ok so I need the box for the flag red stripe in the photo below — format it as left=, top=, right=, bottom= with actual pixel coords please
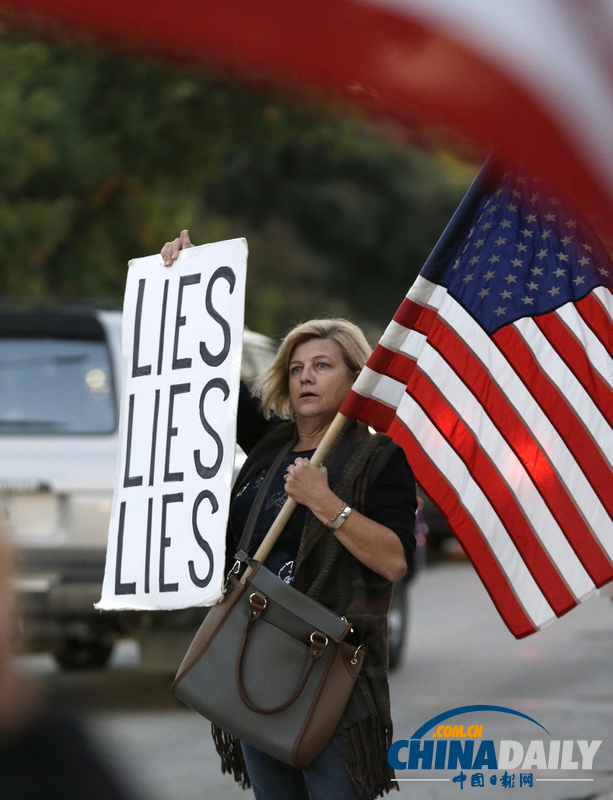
left=574, top=292, right=613, bottom=362
left=408, top=369, right=577, bottom=613
left=339, top=392, right=396, bottom=432
left=534, top=314, right=613, bottom=427
left=387, top=416, right=538, bottom=638
left=423, top=318, right=613, bottom=584
left=393, top=297, right=427, bottom=328
left=367, top=343, right=417, bottom=385
left=394, top=298, right=439, bottom=334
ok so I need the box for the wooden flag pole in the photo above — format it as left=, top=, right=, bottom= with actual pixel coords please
left=240, top=411, right=347, bottom=583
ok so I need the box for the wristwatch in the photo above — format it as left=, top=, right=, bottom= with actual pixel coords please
left=329, top=504, right=352, bottom=530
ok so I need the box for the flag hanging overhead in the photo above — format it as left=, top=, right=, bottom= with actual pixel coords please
left=341, top=162, right=613, bottom=638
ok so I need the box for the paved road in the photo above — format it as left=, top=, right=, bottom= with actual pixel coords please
left=21, top=562, right=613, bottom=800
left=390, top=562, right=613, bottom=800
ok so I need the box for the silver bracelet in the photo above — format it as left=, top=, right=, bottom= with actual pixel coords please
left=329, top=504, right=352, bottom=530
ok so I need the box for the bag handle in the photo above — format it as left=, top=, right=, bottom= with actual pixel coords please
left=235, top=592, right=328, bottom=715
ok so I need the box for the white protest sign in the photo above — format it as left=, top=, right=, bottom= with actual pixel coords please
left=97, top=238, right=247, bottom=611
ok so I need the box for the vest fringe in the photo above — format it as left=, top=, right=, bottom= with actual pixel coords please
left=336, top=718, right=399, bottom=797
left=210, top=717, right=397, bottom=796
left=211, top=724, right=251, bottom=789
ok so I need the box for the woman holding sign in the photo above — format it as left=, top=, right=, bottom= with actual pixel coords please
left=162, top=233, right=417, bottom=799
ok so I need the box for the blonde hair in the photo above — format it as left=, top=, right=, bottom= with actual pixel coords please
left=253, top=318, right=372, bottom=420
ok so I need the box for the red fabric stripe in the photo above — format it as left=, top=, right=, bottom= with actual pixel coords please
left=339, top=391, right=396, bottom=433
left=534, top=314, right=613, bottom=428
left=421, top=318, right=613, bottom=585
left=392, top=297, right=426, bottom=329
left=407, top=369, right=576, bottom=613
left=367, top=344, right=417, bottom=385
left=365, top=344, right=396, bottom=377
left=387, top=417, right=538, bottom=638
left=394, top=299, right=439, bottom=335
left=576, top=293, right=613, bottom=361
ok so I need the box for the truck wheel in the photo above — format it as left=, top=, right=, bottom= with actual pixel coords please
left=54, top=639, right=113, bottom=670
left=388, top=584, right=409, bottom=670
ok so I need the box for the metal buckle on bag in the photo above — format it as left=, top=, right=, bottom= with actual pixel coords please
left=309, top=631, right=328, bottom=659
left=351, top=644, right=365, bottom=665
left=249, top=592, right=268, bottom=610
left=222, top=559, right=242, bottom=594
left=341, top=615, right=354, bottom=633
left=248, top=592, right=268, bottom=621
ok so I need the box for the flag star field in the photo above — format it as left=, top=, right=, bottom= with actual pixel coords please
left=429, top=171, right=613, bottom=334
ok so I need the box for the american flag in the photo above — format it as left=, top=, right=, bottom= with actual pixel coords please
left=340, top=163, right=613, bottom=638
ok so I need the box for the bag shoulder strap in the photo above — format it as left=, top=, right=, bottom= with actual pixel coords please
left=236, top=437, right=296, bottom=555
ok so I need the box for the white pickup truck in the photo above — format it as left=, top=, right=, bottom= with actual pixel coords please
left=0, top=303, right=276, bottom=670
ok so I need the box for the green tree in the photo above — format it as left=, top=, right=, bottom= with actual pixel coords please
left=207, top=137, right=474, bottom=328
left=0, top=26, right=476, bottom=338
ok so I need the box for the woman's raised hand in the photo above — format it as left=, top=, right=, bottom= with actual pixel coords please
left=161, top=229, right=193, bottom=267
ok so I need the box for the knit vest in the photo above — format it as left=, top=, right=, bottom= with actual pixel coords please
left=213, top=418, right=403, bottom=797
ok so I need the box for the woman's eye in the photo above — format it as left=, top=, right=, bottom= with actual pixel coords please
left=317, top=362, right=329, bottom=369
left=290, top=366, right=301, bottom=374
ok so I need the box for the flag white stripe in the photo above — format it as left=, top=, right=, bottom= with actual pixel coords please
left=403, top=339, right=594, bottom=600
left=593, top=286, right=613, bottom=325
left=396, top=393, right=556, bottom=628
left=555, top=304, right=613, bottom=391
left=379, top=319, right=423, bottom=353
left=513, top=317, right=613, bottom=469
left=353, top=367, right=407, bottom=409
left=409, top=277, right=448, bottom=309
left=396, top=328, right=430, bottom=361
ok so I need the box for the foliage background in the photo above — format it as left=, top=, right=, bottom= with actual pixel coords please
left=0, top=26, right=477, bottom=340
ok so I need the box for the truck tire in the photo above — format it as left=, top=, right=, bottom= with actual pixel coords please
left=54, top=639, right=113, bottom=671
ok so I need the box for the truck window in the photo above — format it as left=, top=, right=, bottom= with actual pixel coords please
left=0, top=338, right=116, bottom=435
